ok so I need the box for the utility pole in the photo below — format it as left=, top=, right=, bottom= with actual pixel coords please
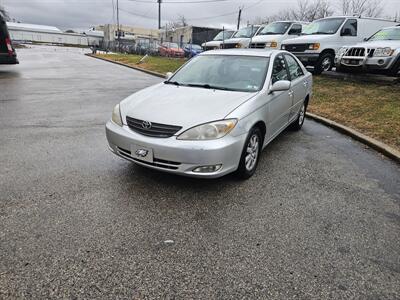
left=158, top=0, right=162, bottom=29
left=116, top=0, right=120, bottom=52
left=237, top=7, right=242, bottom=30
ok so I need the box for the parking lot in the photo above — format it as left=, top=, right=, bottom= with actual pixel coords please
left=1, top=46, right=400, bottom=299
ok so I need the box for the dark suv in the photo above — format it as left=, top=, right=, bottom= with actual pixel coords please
left=0, top=13, right=18, bottom=64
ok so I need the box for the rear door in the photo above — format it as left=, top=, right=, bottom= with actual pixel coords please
left=284, top=53, right=307, bottom=121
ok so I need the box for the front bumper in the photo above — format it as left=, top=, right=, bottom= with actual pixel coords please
left=336, top=55, right=397, bottom=71
left=105, top=121, right=247, bottom=178
left=291, top=53, right=320, bottom=67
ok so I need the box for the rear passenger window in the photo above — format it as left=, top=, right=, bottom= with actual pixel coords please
left=341, top=19, right=357, bottom=36
left=284, top=54, right=304, bottom=80
left=271, top=55, right=289, bottom=84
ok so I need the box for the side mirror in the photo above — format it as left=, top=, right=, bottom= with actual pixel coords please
left=363, top=37, right=368, bottom=41
left=270, top=80, right=291, bottom=93
left=165, top=72, right=173, bottom=80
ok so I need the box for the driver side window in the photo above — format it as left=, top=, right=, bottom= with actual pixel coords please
left=272, top=55, right=289, bottom=84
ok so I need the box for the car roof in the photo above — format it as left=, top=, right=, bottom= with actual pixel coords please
left=200, top=49, right=280, bottom=57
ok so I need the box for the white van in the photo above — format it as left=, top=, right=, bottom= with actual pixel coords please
left=281, top=16, right=399, bottom=74
left=201, top=30, right=236, bottom=51
left=249, top=21, right=308, bottom=50
left=220, top=25, right=263, bottom=49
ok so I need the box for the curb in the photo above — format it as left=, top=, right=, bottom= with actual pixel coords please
left=85, top=53, right=400, bottom=164
left=306, top=112, right=400, bottom=164
left=85, top=54, right=165, bottom=78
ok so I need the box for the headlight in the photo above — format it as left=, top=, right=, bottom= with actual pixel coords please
left=308, top=43, right=320, bottom=50
left=112, top=104, right=123, bottom=126
left=177, top=119, right=238, bottom=140
left=265, top=41, right=278, bottom=48
left=337, top=47, right=348, bottom=56
left=235, top=43, right=243, bottom=48
left=374, top=47, right=394, bottom=57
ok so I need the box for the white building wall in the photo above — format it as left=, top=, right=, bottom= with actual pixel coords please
left=9, top=29, right=103, bottom=46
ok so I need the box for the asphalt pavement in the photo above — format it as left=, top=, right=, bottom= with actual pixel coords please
left=1, top=45, right=399, bottom=299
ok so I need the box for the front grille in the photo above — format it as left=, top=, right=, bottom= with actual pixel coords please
left=126, top=116, right=182, bottom=138
left=346, top=47, right=365, bottom=57
left=220, top=43, right=237, bottom=49
left=344, top=47, right=375, bottom=58
left=249, top=43, right=265, bottom=49
left=284, top=44, right=308, bottom=52
left=117, top=147, right=181, bottom=170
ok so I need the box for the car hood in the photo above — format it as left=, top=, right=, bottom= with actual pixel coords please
left=223, top=37, right=250, bottom=44
left=202, top=40, right=222, bottom=47
left=120, top=83, right=256, bottom=130
left=345, top=40, right=400, bottom=49
left=283, top=34, right=333, bottom=44
left=251, top=34, right=284, bottom=43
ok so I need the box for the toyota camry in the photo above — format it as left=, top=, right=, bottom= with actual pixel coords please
left=106, top=49, right=313, bottom=179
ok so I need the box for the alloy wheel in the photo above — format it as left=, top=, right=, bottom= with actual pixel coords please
left=245, top=134, right=259, bottom=171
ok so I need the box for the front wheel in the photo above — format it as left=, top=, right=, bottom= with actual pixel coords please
left=290, top=102, right=307, bottom=131
left=236, top=127, right=262, bottom=179
left=314, top=53, right=334, bottom=75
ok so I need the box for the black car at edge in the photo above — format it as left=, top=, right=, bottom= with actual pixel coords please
left=0, top=12, right=18, bottom=64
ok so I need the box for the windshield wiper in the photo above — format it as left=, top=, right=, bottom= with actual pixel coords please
left=164, top=80, right=181, bottom=86
left=187, top=83, right=230, bottom=91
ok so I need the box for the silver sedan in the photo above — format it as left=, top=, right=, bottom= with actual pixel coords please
left=106, top=49, right=313, bottom=179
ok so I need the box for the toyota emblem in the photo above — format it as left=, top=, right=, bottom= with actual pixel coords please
left=142, top=121, right=152, bottom=129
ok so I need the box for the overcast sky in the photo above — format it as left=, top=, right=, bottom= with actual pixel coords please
left=1, top=0, right=399, bottom=31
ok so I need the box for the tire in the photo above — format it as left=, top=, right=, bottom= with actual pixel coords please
left=388, top=57, right=400, bottom=77
left=289, top=101, right=307, bottom=131
left=236, top=127, right=262, bottom=179
left=314, top=52, right=334, bottom=75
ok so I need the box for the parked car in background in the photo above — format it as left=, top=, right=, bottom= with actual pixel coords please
left=106, top=49, right=312, bottom=179
left=250, top=21, right=307, bottom=49
left=281, top=16, right=398, bottom=74
left=159, top=42, right=184, bottom=58
left=335, top=25, right=400, bottom=76
left=0, top=13, right=18, bottom=65
left=183, top=44, right=203, bottom=57
left=202, top=30, right=236, bottom=51
left=220, top=25, right=262, bottom=49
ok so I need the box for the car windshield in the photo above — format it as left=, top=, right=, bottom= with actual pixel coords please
left=167, top=55, right=269, bottom=93
left=259, top=22, right=292, bottom=35
left=368, top=28, right=400, bottom=41
left=233, top=26, right=259, bottom=38
left=302, top=18, right=345, bottom=35
left=213, top=30, right=234, bottom=41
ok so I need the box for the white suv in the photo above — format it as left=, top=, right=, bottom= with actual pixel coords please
left=281, top=16, right=398, bottom=74
left=335, top=26, right=400, bottom=76
left=249, top=21, right=308, bottom=50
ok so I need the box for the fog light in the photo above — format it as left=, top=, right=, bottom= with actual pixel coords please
left=378, top=59, right=384, bottom=65
left=193, top=164, right=222, bottom=173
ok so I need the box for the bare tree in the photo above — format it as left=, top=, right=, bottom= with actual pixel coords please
left=270, top=0, right=333, bottom=22
left=341, top=0, right=383, bottom=17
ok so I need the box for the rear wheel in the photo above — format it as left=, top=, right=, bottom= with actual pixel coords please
left=236, top=127, right=262, bottom=179
left=314, top=53, right=334, bottom=75
left=290, top=101, right=307, bottom=131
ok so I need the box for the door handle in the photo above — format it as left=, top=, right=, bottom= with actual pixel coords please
left=288, top=91, right=294, bottom=97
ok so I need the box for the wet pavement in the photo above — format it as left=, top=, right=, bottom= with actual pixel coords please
left=1, top=45, right=399, bottom=299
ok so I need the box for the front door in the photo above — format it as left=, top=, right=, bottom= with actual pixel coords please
left=267, top=54, right=292, bottom=138
left=284, top=54, right=307, bottom=121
